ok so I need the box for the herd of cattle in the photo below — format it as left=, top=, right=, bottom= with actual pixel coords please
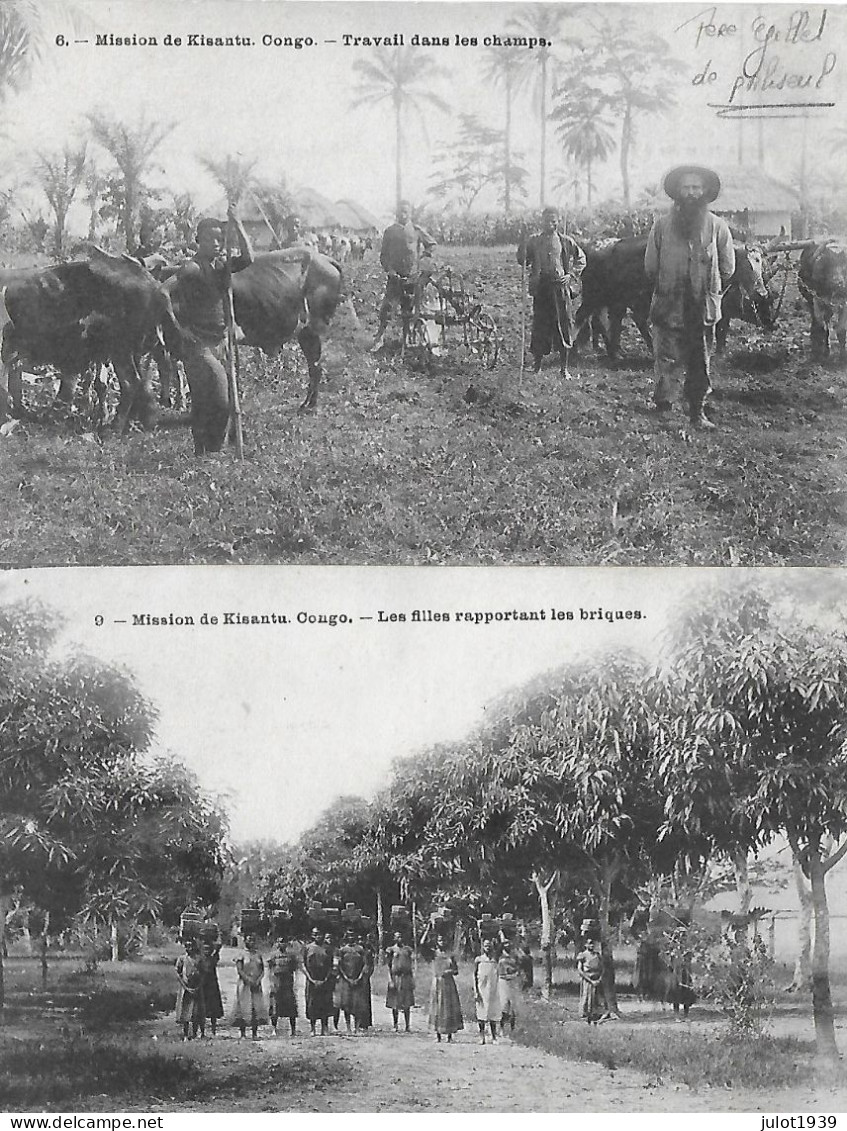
left=0, top=233, right=844, bottom=453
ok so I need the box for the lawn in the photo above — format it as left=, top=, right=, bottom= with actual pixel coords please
left=1, top=246, right=844, bottom=566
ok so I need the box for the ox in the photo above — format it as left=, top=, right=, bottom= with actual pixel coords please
left=715, top=243, right=774, bottom=353
left=798, top=241, right=847, bottom=363
left=165, top=248, right=344, bottom=422
left=574, top=236, right=774, bottom=359
left=574, top=236, right=652, bottom=359
left=0, top=249, right=181, bottom=428
left=232, top=249, right=343, bottom=412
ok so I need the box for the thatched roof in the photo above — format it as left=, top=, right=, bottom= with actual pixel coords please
left=291, top=186, right=342, bottom=228
left=715, top=166, right=799, bottom=213
left=333, top=198, right=381, bottom=231
left=214, top=187, right=382, bottom=230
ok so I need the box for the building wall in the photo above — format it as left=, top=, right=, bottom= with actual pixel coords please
left=719, top=209, right=793, bottom=240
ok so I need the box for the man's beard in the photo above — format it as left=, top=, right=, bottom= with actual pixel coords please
left=676, top=197, right=708, bottom=236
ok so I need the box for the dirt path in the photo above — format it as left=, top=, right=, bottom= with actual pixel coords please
left=133, top=1006, right=847, bottom=1114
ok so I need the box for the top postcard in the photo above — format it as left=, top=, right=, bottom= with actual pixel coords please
left=0, top=0, right=845, bottom=567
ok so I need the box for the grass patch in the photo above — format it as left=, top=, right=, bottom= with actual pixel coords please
left=0, top=1034, right=354, bottom=1109
left=78, top=986, right=176, bottom=1027
left=513, top=992, right=813, bottom=1091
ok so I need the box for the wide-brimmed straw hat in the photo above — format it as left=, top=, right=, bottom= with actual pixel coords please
left=663, top=164, right=721, bottom=203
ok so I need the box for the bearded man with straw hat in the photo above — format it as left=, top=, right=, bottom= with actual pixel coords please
left=644, top=163, right=735, bottom=430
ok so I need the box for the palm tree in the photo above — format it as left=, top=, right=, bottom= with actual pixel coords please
left=507, top=4, right=570, bottom=208
left=82, top=165, right=105, bottom=242
left=551, top=82, right=616, bottom=206
left=87, top=111, right=175, bottom=252
left=551, top=165, right=582, bottom=210
left=196, top=153, right=259, bottom=209
left=0, top=1, right=85, bottom=104
left=580, top=14, right=685, bottom=208
left=351, top=48, right=449, bottom=209
left=479, top=45, right=526, bottom=214
left=32, top=143, right=88, bottom=257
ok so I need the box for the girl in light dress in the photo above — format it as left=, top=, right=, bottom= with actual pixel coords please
left=474, top=937, right=501, bottom=1044
left=232, top=934, right=268, bottom=1039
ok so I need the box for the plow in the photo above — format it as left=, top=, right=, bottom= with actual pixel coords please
left=400, top=267, right=502, bottom=370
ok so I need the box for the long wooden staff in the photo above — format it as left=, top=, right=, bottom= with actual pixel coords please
left=249, top=188, right=283, bottom=249
left=224, top=207, right=245, bottom=460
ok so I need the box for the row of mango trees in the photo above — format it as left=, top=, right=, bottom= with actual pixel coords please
left=257, top=574, right=847, bottom=1061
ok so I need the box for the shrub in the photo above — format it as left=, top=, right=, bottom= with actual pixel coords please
left=698, top=933, right=777, bottom=1037
left=79, top=986, right=175, bottom=1028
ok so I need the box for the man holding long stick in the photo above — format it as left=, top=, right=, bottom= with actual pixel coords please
left=169, top=203, right=253, bottom=455
left=517, top=207, right=585, bottom=381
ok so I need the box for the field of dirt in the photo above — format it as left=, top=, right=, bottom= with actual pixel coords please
left=4, top=992, right=846, bottom=1114
left=1, top=245, right=845, bottom=567
left=4, top=955, right=847, bottom=1114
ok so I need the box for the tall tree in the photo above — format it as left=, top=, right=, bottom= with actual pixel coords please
left=507, top=4, right=569, bottom=208
left=502, top=653, right=687, bottom=1012
left=81, top=165, right=105, bottom=243
left=351, top=47, right=450, bottom=209
left=429, top=114, right=527, bottom=213
left=577, top=14, right=685, bottom=207
left=87, top=111, right=175, bottom=252
left=197, top=153, right=259, bottom=209
left=31, top=143, right=88, bottom=257
left=658, top=579, right=847, bottom=1060
left=0, top=595, right=228, bottom=989
left=479, top=45, right=526, bottom=214
left=551, top=79, right=616, bottom=206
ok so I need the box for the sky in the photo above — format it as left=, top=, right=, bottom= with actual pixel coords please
left=2, top=565, right=710, bottom=844
left=3, top=0, right=845, bottom=225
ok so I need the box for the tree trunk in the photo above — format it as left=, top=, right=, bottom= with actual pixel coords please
left=411, top=899, right=418, bottom=974
left=123, top=180, right=137, bottom=254
left=376, top=889, right=385, bottom=957
left=539, top=58, right=548, bottom=208
left=733, top=847, right=753, bottom=928
left=799, top=116, right=808, bottom=235
left=110, top=921, right=120, bottom=963
left=620, top=105, right=632, bottom=210
left=0, top=892, right=8, bottom=1011
left=39, top=911, right=50, bottom=991
left=504, top=80, right=512, bottom=215
left=394, top=95, right=403, bottom=210
left=533, top=870, right=557, bottom=1001
left=586, top=156, right=592, bottom=207
left=788, top=854, right=813, bottom=992
left=808, top=848, right=839, bottom=1059
left=22, top=915, right=32, bottom=956
left=596, top=862, right=619, bottom=1014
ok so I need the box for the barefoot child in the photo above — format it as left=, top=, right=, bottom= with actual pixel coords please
left=232, top=934, right=267, bottom=1039
left=175, top=939, right=204, bottom=1040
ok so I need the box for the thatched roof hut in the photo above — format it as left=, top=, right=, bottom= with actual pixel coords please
left=714, top=166, right=799, bottom=239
